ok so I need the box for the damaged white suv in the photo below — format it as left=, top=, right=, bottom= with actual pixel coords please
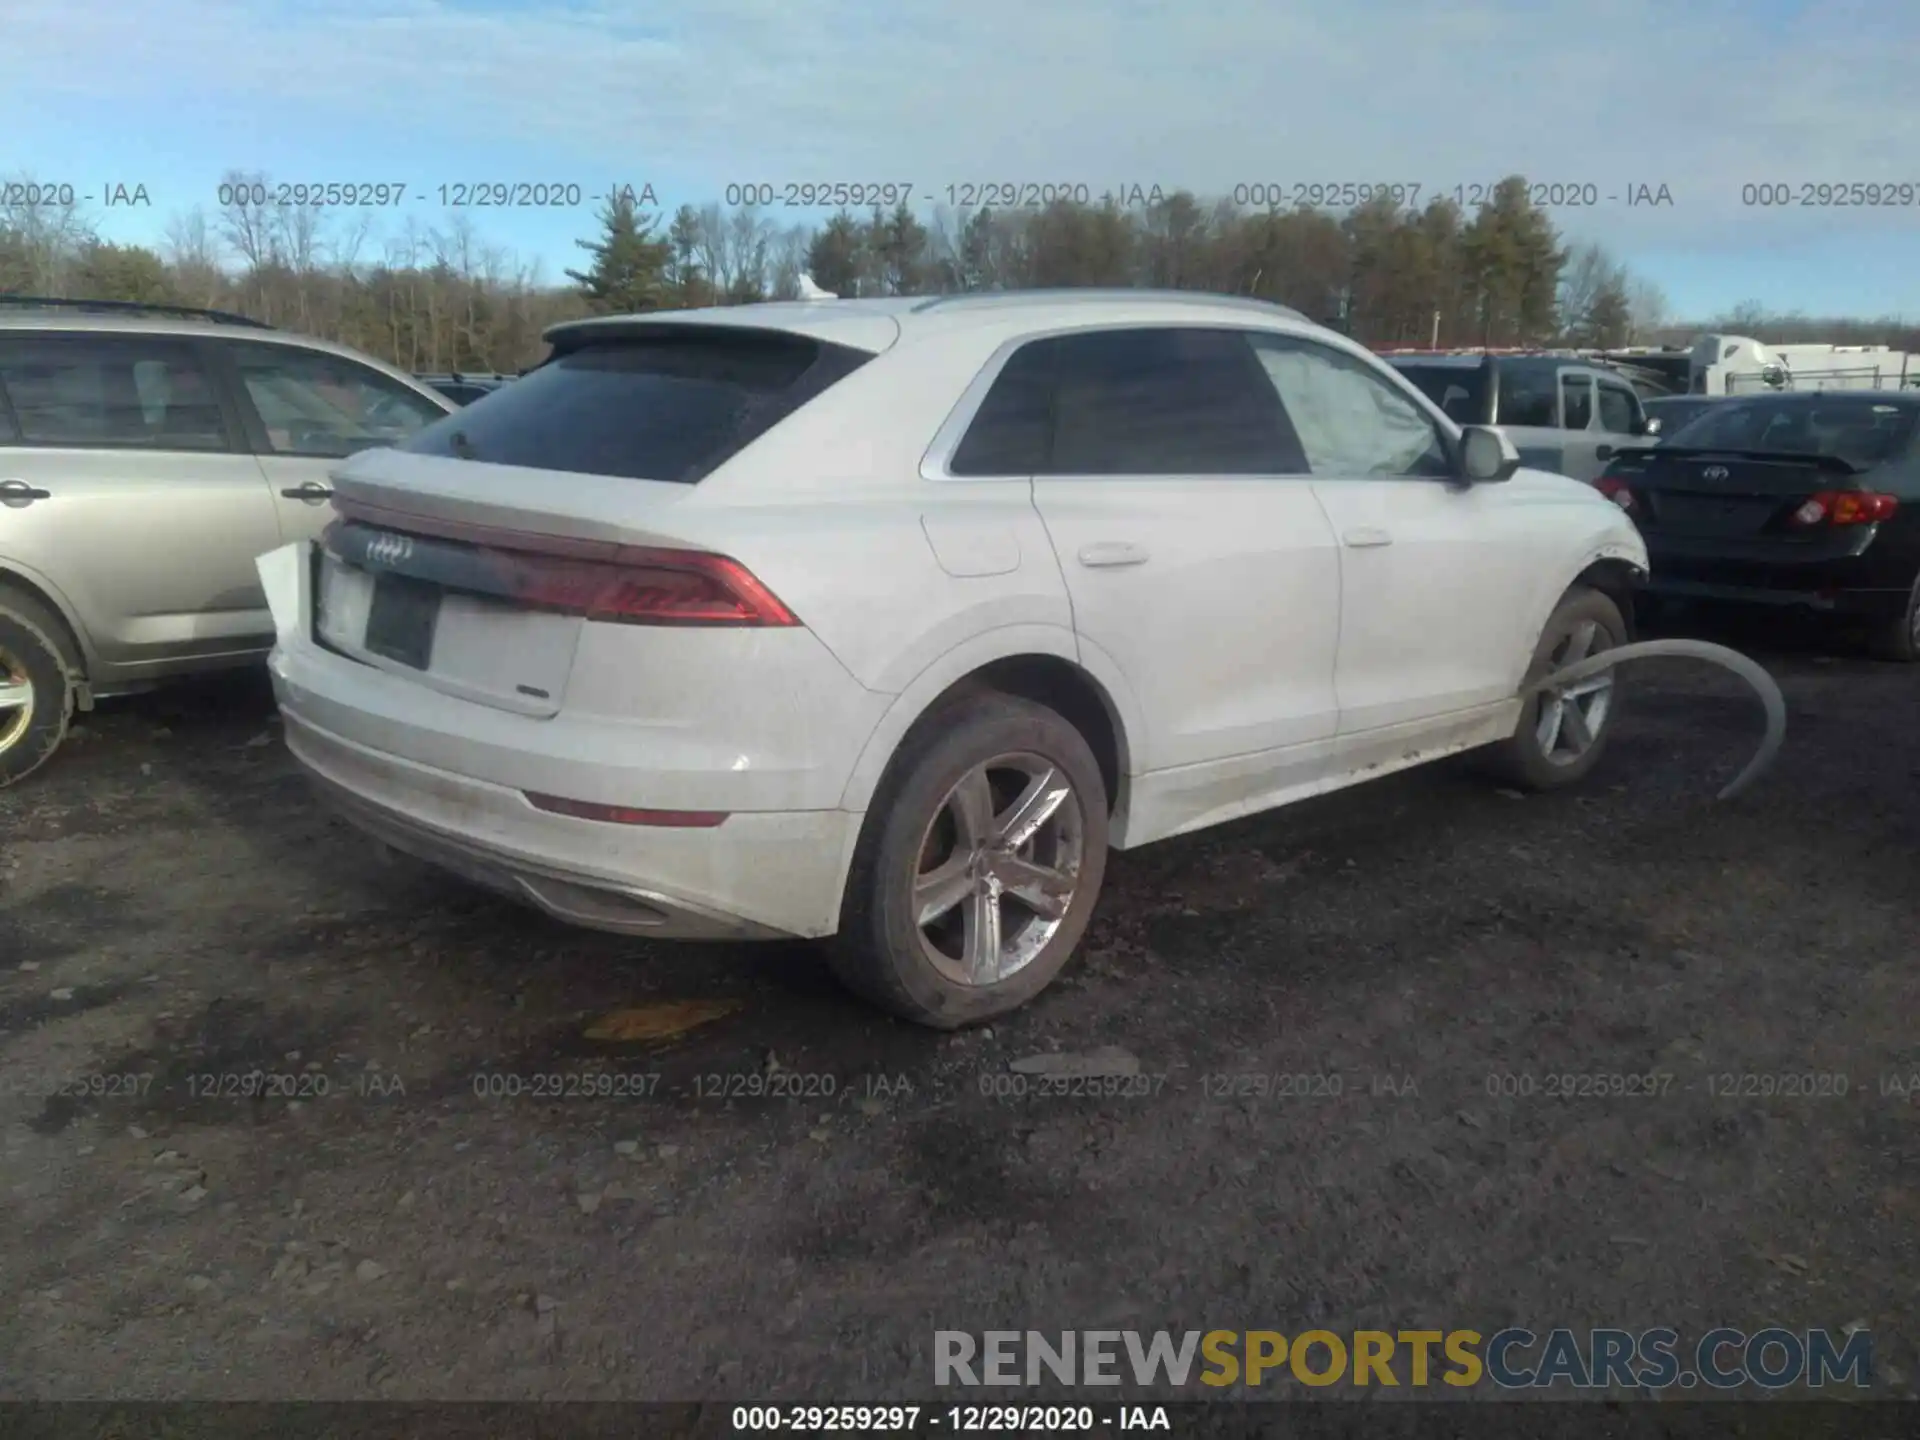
left=258, top=291, right=1647, bottom=1028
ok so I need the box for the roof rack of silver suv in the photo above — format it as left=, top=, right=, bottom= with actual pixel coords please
left=908, top=288, right=1310, bottom=323
left=0, top=295, right=275, bottom=329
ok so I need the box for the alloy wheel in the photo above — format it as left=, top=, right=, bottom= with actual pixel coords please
left=0, top=645, right=34, bottom=755
left=911, top=752, right=1086, bottom=987
left=1534, top=618, right=1615, bottom=765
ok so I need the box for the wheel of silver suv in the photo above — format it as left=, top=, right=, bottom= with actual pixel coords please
left=0, top=588, right=79, bottom=788
left=829, top=691, right=1110, bottom=1029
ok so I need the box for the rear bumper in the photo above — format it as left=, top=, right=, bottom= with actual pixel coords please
left=1644, top=550, right=1909, bottom=619
left=1642, top=574, right=1906, bottom=619
left=283, top=710, right=860, bottom=940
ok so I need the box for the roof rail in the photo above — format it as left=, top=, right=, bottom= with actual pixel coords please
left=908, top=288, right=1311, bottom=323
left=0, top=295, right=274, bottom=329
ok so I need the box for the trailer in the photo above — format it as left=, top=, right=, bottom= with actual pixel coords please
left=1688, top=334, right=1920, bottom=395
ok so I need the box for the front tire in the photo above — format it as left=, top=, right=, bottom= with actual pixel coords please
left=1484, top=587, right=1626, bottom=792
left=0, top=590, right=79, bottom=788
left=829, top=692, right=1110, bottom=1029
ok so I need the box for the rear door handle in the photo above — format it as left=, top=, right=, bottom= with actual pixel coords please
left=1343, top=527, right=1393, bottom=548
left=280, top=482, right=334, bottom=503
left=0, top=479, right=51, bottom=507
left=1077, top=541, right=1149, bottom=568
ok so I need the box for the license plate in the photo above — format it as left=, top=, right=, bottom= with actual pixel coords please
left=316, top=554, right=375, bottom=653
left=363, top=574, right=441, bottom=670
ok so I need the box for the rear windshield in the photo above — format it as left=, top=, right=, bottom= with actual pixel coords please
left=1390, top=362, right=1486, bottom=424
left=1665, top=397, right=1920, bottom=469
left=403, top=328, right=872, bottom=482
left=1646, top=398, right=1711, bottom=433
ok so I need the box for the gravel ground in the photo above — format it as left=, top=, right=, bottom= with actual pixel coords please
left=1, top=613, right=1916, bottom=1402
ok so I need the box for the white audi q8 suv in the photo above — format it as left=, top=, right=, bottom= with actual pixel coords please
left=258, top=289, right=1647, bottom=1027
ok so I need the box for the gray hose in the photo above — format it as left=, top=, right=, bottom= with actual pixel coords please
left=1518, top=638, right=1787, bottom=800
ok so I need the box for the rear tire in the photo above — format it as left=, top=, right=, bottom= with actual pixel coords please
left=0, top=589, right=79, bottom=788
left=1483, top=587, right=1626, bottom=792
left=1866, top=577, right=1920, bottom=662
left=828, top=692, right=1110, bottom=1029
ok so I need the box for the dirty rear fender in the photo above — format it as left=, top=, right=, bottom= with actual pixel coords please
left=834, top=621, right=1148, bottom=821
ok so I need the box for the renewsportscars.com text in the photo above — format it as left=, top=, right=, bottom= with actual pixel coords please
left=933, top=1327, right=1872, bottom=1391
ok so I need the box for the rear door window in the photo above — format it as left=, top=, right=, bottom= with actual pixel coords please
left=952, top=327, right=1302, bottom=476
left=0, top=335, right=233, bottom=450
left=405, top=328, right=872, bottom=482
left=1044, top=327, right=1301, bottom=475
left=228, top=342, right=446, bottom=458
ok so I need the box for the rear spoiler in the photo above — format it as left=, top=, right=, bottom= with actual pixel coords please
left=1609, top=445, right=1864, bottom=475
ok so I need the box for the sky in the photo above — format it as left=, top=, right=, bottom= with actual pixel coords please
left=4, top=0, right=1919, bottom=322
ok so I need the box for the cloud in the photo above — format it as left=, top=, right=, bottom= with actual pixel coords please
left=5, top=0, right=1919, bottom=257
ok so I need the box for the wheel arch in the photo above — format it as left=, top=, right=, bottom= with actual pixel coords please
left=1570, top=554, right=1647, bottom=639
left=0, top=562, right=93, bottom=698
left=836, top=626, right=1140, bottom=841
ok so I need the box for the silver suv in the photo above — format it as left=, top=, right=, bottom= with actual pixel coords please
left=0, top=298, right=457, bottom=784
left=1386, top=354, right=1660, bottom=482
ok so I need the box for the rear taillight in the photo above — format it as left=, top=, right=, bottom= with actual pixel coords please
left=1789, top=491, right=1899, bottom=528
left=1596, top=476, right=1636, bottom=512
left=492, top=547, right=799, bottom=626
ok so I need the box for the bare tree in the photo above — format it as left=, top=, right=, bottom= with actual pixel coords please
left=1557, top=243, right=1618, bottom=337
left=767, top=224, right=810, bottom=300
left=1624, top=276, right=1669, bottom=344
left=0, top=174, right=97, bottom=294
left=217, top=169, right=279, bottom=272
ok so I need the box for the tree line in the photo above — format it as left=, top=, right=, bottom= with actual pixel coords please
left=2, top=168, right=1914, bottom=374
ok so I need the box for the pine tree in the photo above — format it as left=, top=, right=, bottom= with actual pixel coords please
left=664, top=204, right=710, bottom=308
left=806, top=211, right=865, bottom=296
left=566, top=190, right=672, bottom=315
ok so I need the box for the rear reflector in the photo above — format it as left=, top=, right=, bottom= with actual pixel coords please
left=1790, top=490, right=1899, bottom=527
left=524, top=793, right=730, bottom=827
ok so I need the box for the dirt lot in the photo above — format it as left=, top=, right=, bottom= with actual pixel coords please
left=2, top=615, right=1917, bottom=1402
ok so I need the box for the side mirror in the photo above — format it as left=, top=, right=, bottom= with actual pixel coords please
left=1459, top=425, right=1521, bottom=483
left=1639, top=415, right=1663, bottom=437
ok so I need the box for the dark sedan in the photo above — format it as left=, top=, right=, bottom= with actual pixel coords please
left=1596, top=392, right=1920, bottom=658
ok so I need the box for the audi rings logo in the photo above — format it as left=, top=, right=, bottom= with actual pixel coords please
left=1702, top=465, right=1730, bottom=480
left=365, top=533, right=414, bottom=566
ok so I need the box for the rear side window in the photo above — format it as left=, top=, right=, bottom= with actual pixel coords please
left=0, top=335, right=232, bottom=450
left=405, top=329, right=872, bottom=482
left=950, top=342, right=1056, bottom=476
